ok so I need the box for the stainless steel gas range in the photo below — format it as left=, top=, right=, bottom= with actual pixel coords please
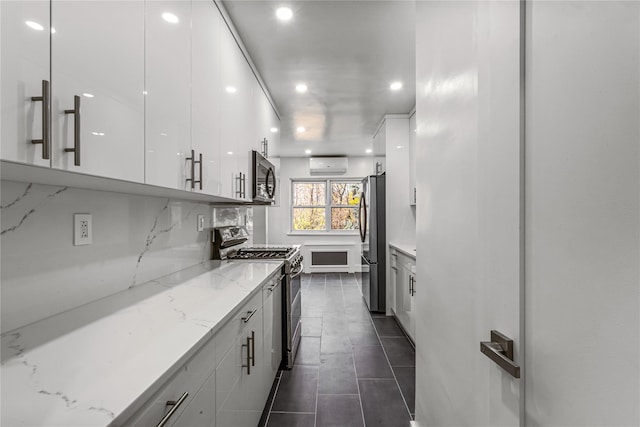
left=212, top=226, right=303, bottom=369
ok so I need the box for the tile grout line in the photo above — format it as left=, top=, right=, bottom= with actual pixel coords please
left=342, top=277, right=368, bottom=427
left=370, top=315, right=414, bottom=420
left=312, top=273, right=327, bottom=427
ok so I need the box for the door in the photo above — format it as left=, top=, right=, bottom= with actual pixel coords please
left=1, top=0, right=51, bottom=167
left=525, top=1, right=639, bottom=424
left=416, top=1, right=639, bottom=426
left=51, top=0, right=144, bottom=181
left=415, top=0, right=523, bottom=425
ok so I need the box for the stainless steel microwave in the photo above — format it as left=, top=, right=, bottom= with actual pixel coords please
left=252, top=150, right=277, bottom=204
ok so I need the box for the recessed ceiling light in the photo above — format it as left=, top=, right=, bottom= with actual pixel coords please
left=225, top=86, right=237, bottom=94
left=270, top=127, right=279, bottom=133
left=51, top=27, right=56, bottom=34
left=390, top=81, right=403, bottom=91
left=162, top=12, right=179, bottom=24
left=276, top=7, right=293, bottom=21
left=305, top=149, right=312, bottom=154
left=25, top=21, right=44, bottom=31
left=82, top=93, right=94, bottom=98
left=366, top=148, right=373, bottom=154
left=91, top=131, right=105, bottom=136
left=295, top=83, right=308, bottom=93
left=227, top=151, right=234, bottom=155
left=297, top=126, right=306, bottom=133
left=396, top=145, right=404, bottom=149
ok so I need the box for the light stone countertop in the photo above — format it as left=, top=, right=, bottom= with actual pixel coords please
left=389, top=242, right=417, bottom=259
left=0, top=260, right=282, bottom=427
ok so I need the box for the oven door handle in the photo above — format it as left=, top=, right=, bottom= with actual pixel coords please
left=290, top=263, right=304, bottom=279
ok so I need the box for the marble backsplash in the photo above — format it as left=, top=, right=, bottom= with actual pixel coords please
left=0, top=180, right=251, bottom=333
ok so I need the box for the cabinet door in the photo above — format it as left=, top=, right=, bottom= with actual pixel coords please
left=216, top=307, right=264, bottom=427
left=218, top=24, right=254, bottom=201
left=172, top=371, right=215, bottom=427
left=191, top=0, right=222, bottom=196
left=408, top=112, right=416, bottom=205
left=51, top=0, right=144, bottom=181
left=262, top=279, right=282, bottom=401
left=389, top=250, right=398, bottom=313
left=1, top=0, right=51, bottom=167
left=145, top=0, right=191, bottom=190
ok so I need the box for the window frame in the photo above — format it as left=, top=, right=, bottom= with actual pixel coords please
left=290, top=178, right=362, bottom=233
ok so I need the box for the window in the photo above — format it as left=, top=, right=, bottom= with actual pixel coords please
left=292, top=179, right=361, bottom=232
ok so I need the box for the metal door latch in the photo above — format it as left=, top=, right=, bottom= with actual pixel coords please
left=480, top=330, right=521, bottom=378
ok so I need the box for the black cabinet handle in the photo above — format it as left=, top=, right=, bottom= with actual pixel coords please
left=30, top=80, right=50, bottom=159
left=64, top=95, right=81, bottom=166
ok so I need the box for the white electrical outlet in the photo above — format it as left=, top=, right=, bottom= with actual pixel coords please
left=197, top=214, right=205, bottom=232
left=74, top=214, right=93, bottom=246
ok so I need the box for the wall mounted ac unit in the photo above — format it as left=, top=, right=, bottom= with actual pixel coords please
left=309, top=157, right=348, bottom=175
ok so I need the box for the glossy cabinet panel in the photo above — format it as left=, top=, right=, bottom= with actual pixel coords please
left=51, top=0, right=144, bottom=181
left=145, top=0, right=191, bottom=190
left=192, top=0, right=222, bottom=196
left=394, top=252, right=415, bottom=340
left=218, top=24, right=255, bottom=201
left=1, top=0, right=51, bottom=167
left=408, top=112, right=416, bottom=205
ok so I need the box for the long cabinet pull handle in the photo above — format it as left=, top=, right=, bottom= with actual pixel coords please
left=64, top=95, right=81, bottom=166
left=242, top=172, right=246, bottom=198
left=250, top=330, right=255, bottom=367
left=196, top=152, right=203, bottom=190
left=156, top=392, right=189, bottom=427
left=30, top=80, right=50, bottom=159
left=235, top=173, right=242, bottom=198
left=480, top=330, right=520, bottom=378
left=241, top=309, right=257, bottom=323
left=242, top=332, right=255, bottom=375
left=186, top=149, right=195, bottom=189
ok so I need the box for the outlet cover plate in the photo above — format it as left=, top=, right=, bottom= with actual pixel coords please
left=74, top=214, right=92, bottom=246
left=197, top=214, right=205, bottom=232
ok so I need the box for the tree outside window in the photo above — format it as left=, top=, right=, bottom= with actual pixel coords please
left=292, top=180, right=361, bottom=231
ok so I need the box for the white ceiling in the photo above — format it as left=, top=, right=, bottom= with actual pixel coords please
left=221, top=0, right=416, bottom=158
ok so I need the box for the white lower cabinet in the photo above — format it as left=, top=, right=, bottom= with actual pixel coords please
left=216, top=293, right=264, bottom=427
left=172, top=371, right=216, bottom=427
left=262, top=277, right=282, bottom=403
left=392, top=251, right=416, bottom=341
left=126, top=273, right=282, bottom=427
left=126, top=337, right=216, bottom=426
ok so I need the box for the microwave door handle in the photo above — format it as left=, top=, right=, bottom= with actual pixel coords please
left=266, top=167, right=276, bottom=199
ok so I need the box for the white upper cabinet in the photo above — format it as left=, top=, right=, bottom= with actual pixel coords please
left=408, top=112, right=416, bottom=205
left=51, top=0, right=144, bottom=182
left=218, top=23, right=255, bottom=201
left=191, top=0, right=222, bottom=196
left=254, top=85, right=278, bottom=158
left=1, top=1, right=52, bottom=167
left=145, top=0, right=192, bottom=190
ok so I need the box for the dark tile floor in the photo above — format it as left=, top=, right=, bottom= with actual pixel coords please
left=259, top=272, right=415, bottom=427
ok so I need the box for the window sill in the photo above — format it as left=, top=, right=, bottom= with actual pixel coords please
left=286, top=231, right=360, bottom=237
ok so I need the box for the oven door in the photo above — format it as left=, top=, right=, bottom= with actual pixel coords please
left=252, top=150, right=276, bottom=203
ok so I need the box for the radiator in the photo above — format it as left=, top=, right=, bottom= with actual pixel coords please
left=310, top=250, right=349, bottom=266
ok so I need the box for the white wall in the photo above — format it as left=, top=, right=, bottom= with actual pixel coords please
left=0, top=180, right=252, bottom=333
left=525, top=1, right=639, bottom=424
left=267, top=156, right=373, bottom=272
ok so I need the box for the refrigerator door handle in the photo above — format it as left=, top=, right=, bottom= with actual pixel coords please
left=358, top=191, right=367, bottom=243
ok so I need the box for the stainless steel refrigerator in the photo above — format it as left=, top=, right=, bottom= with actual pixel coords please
left=358, top=174, right=386, bottom=312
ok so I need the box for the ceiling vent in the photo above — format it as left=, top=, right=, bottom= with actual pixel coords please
left=309, top=157, right=348, bottom=175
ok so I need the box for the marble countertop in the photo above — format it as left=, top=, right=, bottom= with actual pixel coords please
left=0, top=260, right=282, bottom=427
left=389, top=242, right=417, bottom=259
